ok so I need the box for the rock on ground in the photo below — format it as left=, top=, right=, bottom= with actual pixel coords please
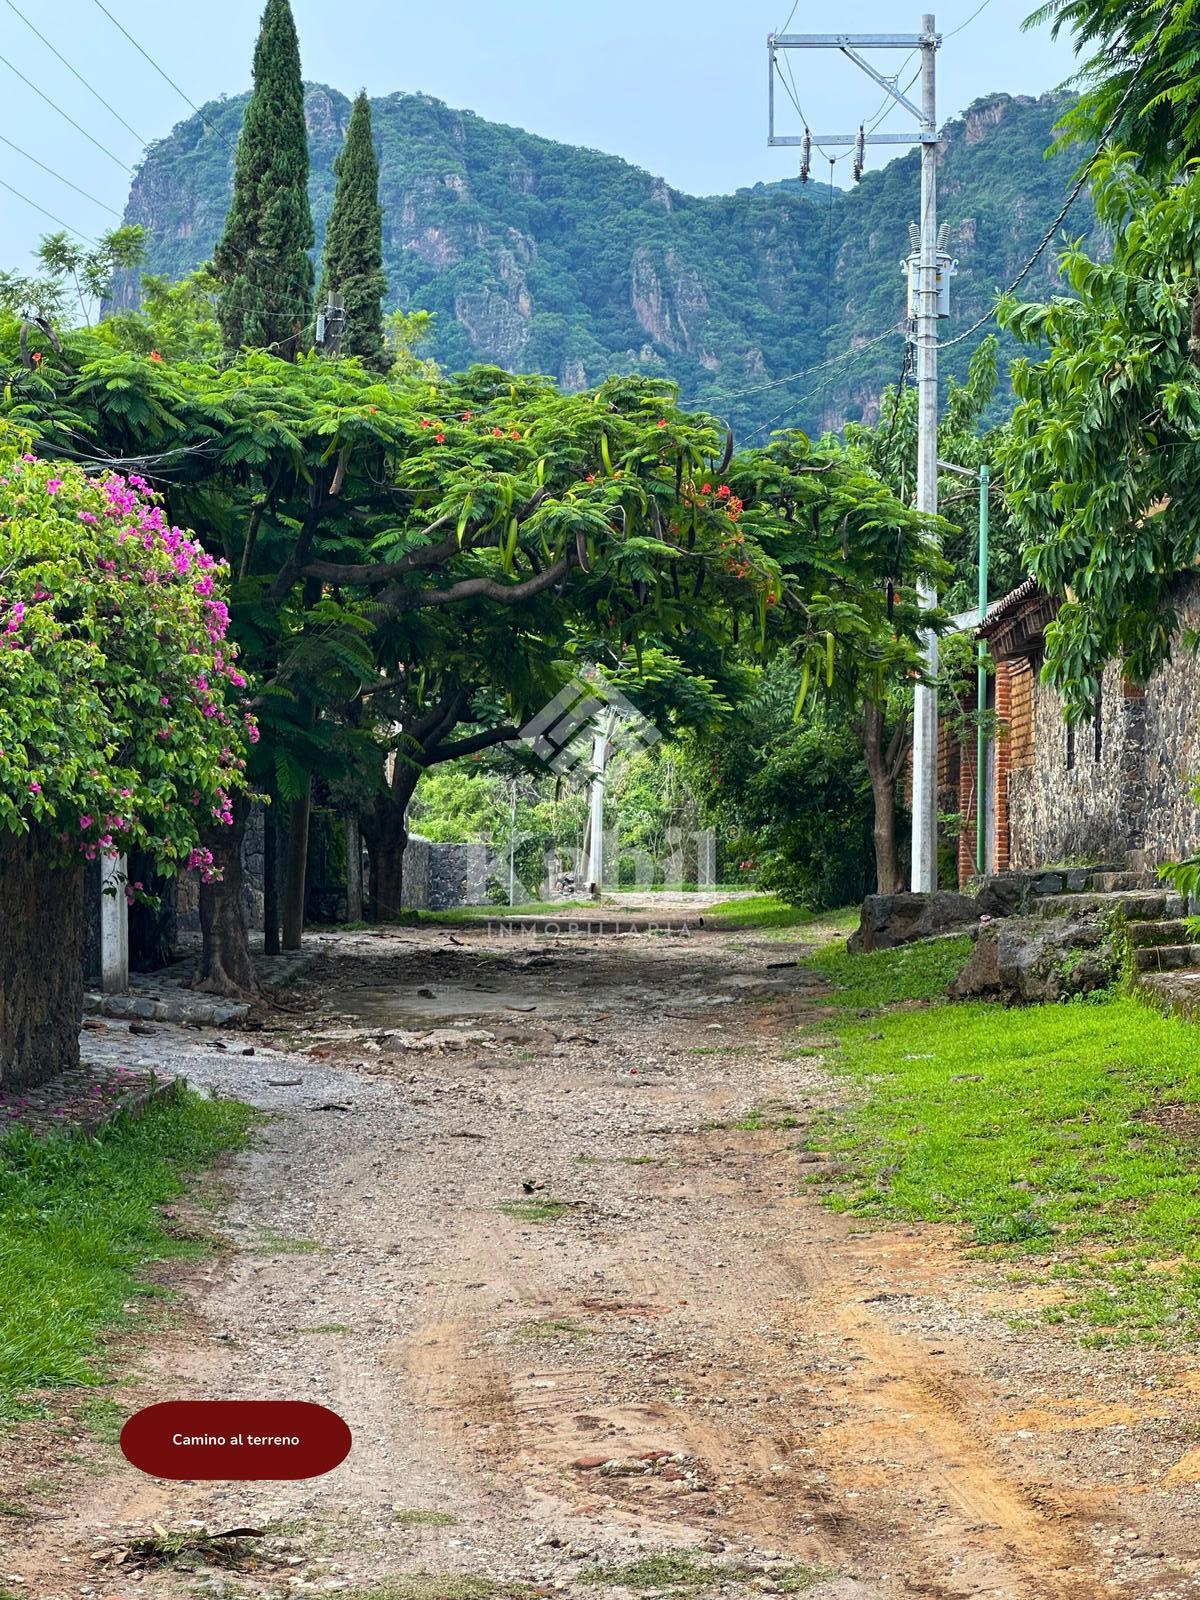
left=848, top=890, right=981, bottom=954
left=949, top=909, right=1121, bottom=1003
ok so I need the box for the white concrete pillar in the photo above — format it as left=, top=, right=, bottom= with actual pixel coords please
left=100, top=854, right=129, bottom=994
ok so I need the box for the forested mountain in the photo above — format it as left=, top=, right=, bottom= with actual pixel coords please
left=115, top=84, right=1095, bottom=440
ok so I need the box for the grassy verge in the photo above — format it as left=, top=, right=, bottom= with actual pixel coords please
left=704, top=896, right=858, bottom=931
left=809, top=934, right=974, bottom=1007
left=806, top=939, right=1200, bottom=1340
left=0, top=1089, right=254, bottom=1392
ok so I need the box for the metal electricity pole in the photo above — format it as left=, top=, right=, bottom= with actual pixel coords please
left=912, top=15, right=940, bottom=893
left=768, top=16, right=943, bottom=891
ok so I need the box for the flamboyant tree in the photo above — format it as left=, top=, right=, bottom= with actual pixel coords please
left=213, top=0, right=314, bottom=357
left=0, top=433, right=250, bottom=1081
left=320, top=91, right=387, bottom=371
left=4, top=325, right=941, bottom=986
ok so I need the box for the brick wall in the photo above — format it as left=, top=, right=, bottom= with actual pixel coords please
left=999, top=574, right=1200, bottom=870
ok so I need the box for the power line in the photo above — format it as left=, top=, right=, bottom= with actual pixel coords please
left=941, top=1, right=1174, bottom=351
left=0, top=46, right=132, bottom=171
left=89, top=0, right=232, bottom=151
left=0, top=130, right=123, bottom=217
left=944, top=0, right=995, bottom=37
left=719, top=326, right=902, bottom=406
left=742, top=329, right=907, bottom=444
left=1, top=0, right=147, bottom=146
left=0, top=176, right=98, bottom=243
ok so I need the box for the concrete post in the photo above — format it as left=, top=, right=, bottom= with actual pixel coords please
left=99, top=853, right=129, bottom=995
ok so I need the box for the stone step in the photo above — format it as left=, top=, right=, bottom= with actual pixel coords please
left=1137, top=970, right=1200, bottom=1020
left=1133, top=944, right=1200, bottom=973
left=1033, top=889, right=1186, bottom=920
left=1126, top=919, right=1192, bottom=948
left=1092, top=870, right=1155, bottom=893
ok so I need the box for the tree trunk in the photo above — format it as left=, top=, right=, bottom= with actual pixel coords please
left=870, top=771, right=902, bottom=895
left=263, top=791, right=280, bottom=958
left=344, top=811, right=363, bottom=922
left=0, top=829, right=83, bottom=1087
left=281, top=782, right=312, bottom=950
left=365, top=759, right=421, bottom=922
left=194, top=796, right=259, bottom=996
left=860, top=698, right=907, bottom=897
left=372, top=831, right=408, bottom=921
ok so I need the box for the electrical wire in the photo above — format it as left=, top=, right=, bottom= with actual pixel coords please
left=941, top=0, right=1174, bottom=351
left=1, top=0, right=147, bottom=146
left=742, top=328, right=907, bottom=444
left=0, top=176, right=98, bottom=243
left=0, top=130, right=123, bottom=217
left=714, top=325, right=902, bottom=406
left=778, top=53, right=853, bottom=166
left=944, top=0, right=995, bottom=37
left=0, top=46, right=132, bottom=171
left=776, top=0, right=801, bottom=36
left=89, top=0, right=232, bottom=151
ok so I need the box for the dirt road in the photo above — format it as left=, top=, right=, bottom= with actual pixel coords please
left=10, top=905, right=1200, bottom=1599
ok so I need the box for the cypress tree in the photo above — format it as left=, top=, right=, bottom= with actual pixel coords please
left=214, top=0, right=314, bottom=358
left=320, top=91, right=387, bottom=371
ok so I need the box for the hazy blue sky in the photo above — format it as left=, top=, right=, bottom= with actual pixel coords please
left=1, top=0, right=1082, bottom=275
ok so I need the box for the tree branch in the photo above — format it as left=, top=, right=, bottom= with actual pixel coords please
left=430, top=723, right=522, bottom=762
left=375, top=553, right=574, bottom=616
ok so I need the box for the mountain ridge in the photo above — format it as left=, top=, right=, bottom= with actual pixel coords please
left=115, top=83, right=1096, bottom=439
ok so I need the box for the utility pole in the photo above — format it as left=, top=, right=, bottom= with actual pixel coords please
left=912, top=15, right=940, bottom=893
left=585, top=709, right=615, bottom=897
left=769, top=16, right=943, bottom=891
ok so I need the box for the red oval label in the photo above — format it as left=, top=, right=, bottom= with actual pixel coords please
left=119, top=1401, right=352, bottom=1480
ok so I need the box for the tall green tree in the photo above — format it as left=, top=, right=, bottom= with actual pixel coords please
left=213, top=0, right=314, bottom=358
left=321, top=91, right=386, bottom=370
left=999, top=152, right=1200, bottom=717
left=1029, top=0, right=1190, bottom=176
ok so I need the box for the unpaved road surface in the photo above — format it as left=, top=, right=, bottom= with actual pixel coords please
left=9, top=905, right=1200, bottom=1599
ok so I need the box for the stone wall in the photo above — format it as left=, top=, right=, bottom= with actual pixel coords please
left=1006, top=574, right=1200, bottom=870
left=1136, top=574, right=1200, bottom=864
left=401, top=836, right=492, bottom=911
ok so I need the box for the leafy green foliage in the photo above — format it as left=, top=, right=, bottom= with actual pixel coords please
left=213, top=0, right=314, bottom=355
left=320, top=91, right=386, bottom=370
left=0, top=432, right=250, bottom=874
left=0, top=227, right=145, bottom=327
left=690, top=667, right=876, bottom=909
left=99, top=269, right=223, bottom=363
left=1028, top=0, right=1193, bottom=176
left=998, top=153, right=1200, bottom=716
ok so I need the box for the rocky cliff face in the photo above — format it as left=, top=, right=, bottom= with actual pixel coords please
left=117, top=86, right=1094, bottom=439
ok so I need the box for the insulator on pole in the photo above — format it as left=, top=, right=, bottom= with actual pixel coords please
left=799, top=128, right=811, bottom=183
left=852, top=125, right=865, bottom=182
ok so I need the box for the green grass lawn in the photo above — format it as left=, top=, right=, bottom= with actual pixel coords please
left=704, top=896, right=859, bottom=930
left=806, top=938, right=1200, bottom=1339
left=0, top=1089, right=254, bottom=1392
left=809, top=934, right=974, bottom=1006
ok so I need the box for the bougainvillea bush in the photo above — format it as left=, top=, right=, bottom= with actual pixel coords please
left=0, top=433, right=251, bottom=880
